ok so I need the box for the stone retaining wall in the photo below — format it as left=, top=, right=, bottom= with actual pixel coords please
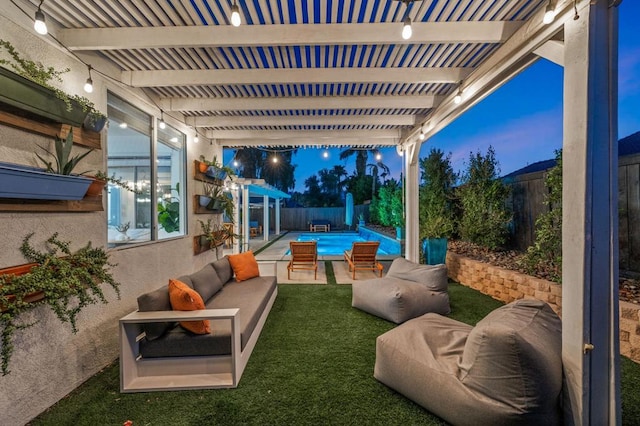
left=446, top=252, right=640, bottom=364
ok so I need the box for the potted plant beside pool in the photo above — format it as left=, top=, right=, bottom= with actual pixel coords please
left=0, top=129, right=93, bottom=200
left=419, top=148, right=457, bottom=265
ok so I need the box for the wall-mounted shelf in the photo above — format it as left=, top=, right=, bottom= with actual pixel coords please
left=193, top=235, right=224, bottom=255
left=0, top=110, right=101, bottom=149
left=0, top=196, right=103, bottom=212
left=193, top=195, right=225, bottom=215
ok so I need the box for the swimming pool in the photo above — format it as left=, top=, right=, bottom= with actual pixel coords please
left=286, top=233, right=392, bottom=256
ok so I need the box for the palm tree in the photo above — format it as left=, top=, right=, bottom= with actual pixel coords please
left=367, top=161, right=391, bottom=199
left=339, top=147, right=381, bottom=176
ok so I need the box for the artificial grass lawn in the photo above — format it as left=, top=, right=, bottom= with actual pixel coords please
left=32, top=282, right=640, bottom=425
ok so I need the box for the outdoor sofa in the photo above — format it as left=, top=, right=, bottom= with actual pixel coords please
left=374, top=299, right=562, bottom=425
left=120, top=254, right=277, bottom=392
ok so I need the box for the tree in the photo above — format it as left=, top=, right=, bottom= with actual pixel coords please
left=419, top=148, right=457, bottom=239
left=339, top=147, right=381, bottom=176
left=302, top=175, right=322, bottom=207
left=367, top=161, right=390, bottom=200
left=456, top=146, right=511, bottom=249
left=372, top=179, right=403, bottom=227
left=233, top=148, right=296, bottom=192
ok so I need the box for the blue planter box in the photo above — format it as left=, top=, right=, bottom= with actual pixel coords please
left=0, top=162, right=92, bottom=200
left=422, top=238, right=448, bottom=265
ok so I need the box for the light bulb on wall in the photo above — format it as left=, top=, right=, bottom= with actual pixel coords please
left=230, top=0, right=241, bottom=27
left=402, top=16, right=412, bottom=40
left=34, top=0, right=47, bottom=35
left=543, top=1, right=556, bottom=24
left=83, top=65, right=93, bottom=93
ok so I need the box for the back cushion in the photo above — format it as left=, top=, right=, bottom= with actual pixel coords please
left=459, top=299, right=562, bottom=409
left=137, top=285, right=174, bottom=341
left=212, top=257, right=233, bottom=284
left=189, top=264, right=223, bottom=302
left=386, top=257, right=448, bottom=292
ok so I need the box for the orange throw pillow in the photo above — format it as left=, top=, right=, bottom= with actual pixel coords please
left=227, top=251, right=260, bottom=282
left=168, top=279, right=211, bottom=334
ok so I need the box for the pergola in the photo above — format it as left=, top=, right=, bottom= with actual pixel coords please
left=5, top=0, right=620, bottom=422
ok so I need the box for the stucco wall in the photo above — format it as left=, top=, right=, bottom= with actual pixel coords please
left=0, top=14, right=224, bottom=425
left=447, top=252, right=640, bottom=364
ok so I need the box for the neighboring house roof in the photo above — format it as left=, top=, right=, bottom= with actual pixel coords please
left=503, top=131, right=640, bottom=179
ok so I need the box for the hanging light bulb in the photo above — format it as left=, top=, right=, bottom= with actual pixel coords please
left=34, top=0, right=47, bottom=35
left=419, top=126, right=425, bottom=140
left=402, top=16, right=412, bottom=40
left=193, top=133, right=199, bottom=144
left=272, top=155, right=278, bottom=163
left=83, top=65, right=93, bottom=93
left=454, top=83, right=463, bottom=104
left=230, top=0, right=241, bottom=27
left=543, top=1, right=556, bottom=24
left=323, top=147, right=329, bottom=158
left=375, top=153, right=382, bottom=161
left=233, top=159, right=239, bottom=167
left=159, top=111, right=166, bottom=130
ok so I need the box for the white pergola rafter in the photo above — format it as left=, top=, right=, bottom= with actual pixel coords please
left=215, top=138, right=399, bottom=147
left=158, top=95, right=439, bottom=112
left=59, top=21, right=520, bottom=50
left=186, top=114, right=416, bottom=127
left=122, top=67, right=470, bottom=87
left=205, top=129, right=400, bottom=140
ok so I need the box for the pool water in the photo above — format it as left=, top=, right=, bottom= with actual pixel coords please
left=286, top=233, right=391, bottom=256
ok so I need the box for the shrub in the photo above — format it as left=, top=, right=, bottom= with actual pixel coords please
left=372, top=180, right=403, bottom=227
left=520, top=150, right=562, bottom=282
left=456, top=146, right=511, bottom=249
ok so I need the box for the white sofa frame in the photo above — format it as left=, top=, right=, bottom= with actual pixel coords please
left=120, top=262, right=277, bottom=392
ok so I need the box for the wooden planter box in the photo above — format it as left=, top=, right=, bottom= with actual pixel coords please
left=0, top=67, right=88, bottom=127
left=0, top=162, right=92, bottom=200
left=0, top=263, right=44, bottom=311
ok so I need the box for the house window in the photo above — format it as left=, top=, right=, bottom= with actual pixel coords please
left=106, top=93, right=186, bottom=246
left=157, top=122, right=186, bottom=239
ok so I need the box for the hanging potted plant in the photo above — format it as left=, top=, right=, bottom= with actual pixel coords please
left=0, top=129, right=93, bottom=200
left=199, top=155, right=236, bottom=181
left=0, top=233, right=120, bottom=375
left=0, top=39, right=106, bottom=129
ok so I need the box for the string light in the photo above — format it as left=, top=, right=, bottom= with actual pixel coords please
left=33, top=0, right=47, bottom=35
left=543, top=1, right=556, bottom=24
left=323, top=147, right=329, bottom=158
left=230, top=0, right=241, bottom=27
left=159, top=110, right=166, bottom=129
left=402, top=16, right=412, bottom=40
left=454, top=82, right=463, bottom=104
left=375, top=153, right=382, bottom=161
left=83, top=65, right=93, bottom=93
left=193, top=133, right=199, bottom=143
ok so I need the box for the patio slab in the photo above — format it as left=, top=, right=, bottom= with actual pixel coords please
left=276, top=260, right=327, bottom=284
left=332, top=260, right=392, bottom=284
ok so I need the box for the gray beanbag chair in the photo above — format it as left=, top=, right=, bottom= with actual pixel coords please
left=374, top=299, right=562, bottom=426
left=351, top=257, right=450, bottom=323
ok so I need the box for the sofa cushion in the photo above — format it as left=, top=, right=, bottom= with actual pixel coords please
left=168, top=279, right=211, bottom=334
left=228, top=251, right=260, bottom=282
left=137, top=285, right=174, bottom=340
left=212, top=257, right=233, bottom=284
left=189, top=263, right=223, bottom=302
left=352, top=276, right=450, bottom=323
left=386, top=257, right=448, bottom=291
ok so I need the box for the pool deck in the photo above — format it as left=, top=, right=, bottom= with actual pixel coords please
left=237, top=231, right=401, bottom=284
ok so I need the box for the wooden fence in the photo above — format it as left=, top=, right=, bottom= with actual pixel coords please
left=505, top=153, right=640, bottom=273
left=249, top=204, right=369, bottom=231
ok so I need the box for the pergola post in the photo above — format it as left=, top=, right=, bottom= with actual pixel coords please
left=404, top=142, right=420, bottom=263
left=232, top=184, right=240, bottom=254
left=275, top=198, right=281, bottom=235
left=263, top=194, right=269, bottom=241
left=242, top=184, right=250, bottom=252
left=561, top=1, right=620, bottom=424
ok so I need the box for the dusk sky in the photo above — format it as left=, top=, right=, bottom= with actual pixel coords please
left=226, top=1, right=639, bottom=193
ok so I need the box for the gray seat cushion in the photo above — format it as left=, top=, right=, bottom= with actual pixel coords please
left=374, top=299, right=562, bottom=426
left=352, top=258, right=450, bottom=323
left=139, top=275, right=277, bottom=358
